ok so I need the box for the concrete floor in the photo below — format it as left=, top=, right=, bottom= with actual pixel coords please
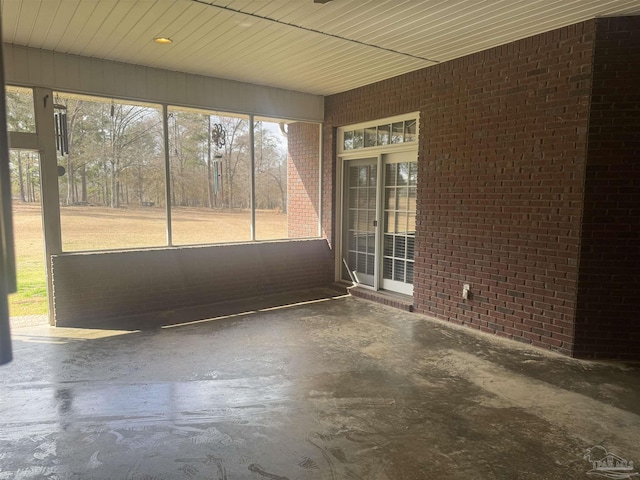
left=1, top=291, right=640, bottom=479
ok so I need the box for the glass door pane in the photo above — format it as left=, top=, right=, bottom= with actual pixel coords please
left=381, top=154, right=417, bottom=295
left=343, top=159, right=377, bottom=287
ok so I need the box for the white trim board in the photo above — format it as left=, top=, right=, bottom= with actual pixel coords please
left=3, top=44, right=324, bottom=123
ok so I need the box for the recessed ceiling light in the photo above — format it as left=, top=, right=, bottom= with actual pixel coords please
left=153, top=37, right=173, bottom=44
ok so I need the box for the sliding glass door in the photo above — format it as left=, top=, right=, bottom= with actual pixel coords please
left=341, top=151, right=416, bottom=295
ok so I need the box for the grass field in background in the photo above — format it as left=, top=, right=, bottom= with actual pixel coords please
left=10, top=203, right=47, bottom=316
left=10, top=202, right=288, bottom=318
left=10, top=258, right=49, bottom=316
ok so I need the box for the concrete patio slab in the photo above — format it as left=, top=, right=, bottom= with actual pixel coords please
left=1, top=294, right=639, bottom=479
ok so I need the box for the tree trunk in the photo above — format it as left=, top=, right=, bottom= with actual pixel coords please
left=207, top=116, right=214, bottom=208
left=80, top=164, right=87, bottom=203
left=80, top=164, right=89, bottom=203
left=25, top=157, right=31, bottom=202
left=103, top=163, right=109, bottom=206
left=207, top=158, right=214, bottom=208
left=17, top=151, right=25, bottom=202
left=66, top=157, right=75, bottom=205
left=111, top=158, right=118, bottom=208
left=137, top=165, right=144, bottom=205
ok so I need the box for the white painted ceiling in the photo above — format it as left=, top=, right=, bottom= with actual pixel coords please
left=2, top=0, right=640, bottom=96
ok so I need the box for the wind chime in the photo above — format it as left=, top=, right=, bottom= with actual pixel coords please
left=54, top=101, right=69, bottom=177
left=54, top=103, right=68, bottom=156
left=211, top=122, right=226, bottom=198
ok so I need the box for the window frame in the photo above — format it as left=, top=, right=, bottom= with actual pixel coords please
left=5, top=84, right=323, bottom=253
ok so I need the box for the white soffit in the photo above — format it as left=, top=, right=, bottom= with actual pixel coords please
left=2, top=0, right=640, bottom=96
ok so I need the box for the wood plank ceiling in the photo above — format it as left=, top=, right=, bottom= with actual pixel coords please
left=2, top=0, right=640, bottom=96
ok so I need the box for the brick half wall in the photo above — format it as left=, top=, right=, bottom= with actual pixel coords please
left=51, top=239, right=332, bottom=327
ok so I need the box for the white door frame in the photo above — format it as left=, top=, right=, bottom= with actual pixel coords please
left=336, top=145, right=417, bottom=294
left=336, top=113, right=419, bottom=295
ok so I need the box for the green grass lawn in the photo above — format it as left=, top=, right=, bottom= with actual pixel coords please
left=9, top=258, right=48, bottom=316
left=9, top=203, right=48, bottom=318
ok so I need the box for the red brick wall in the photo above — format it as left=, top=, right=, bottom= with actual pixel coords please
left=325, top=21, right=596, bottom=356
left=51, top=240, right=332, bottom=327
left=574, top=17, right=640, bottom=359
left=287, top=122, right=320, bottom=238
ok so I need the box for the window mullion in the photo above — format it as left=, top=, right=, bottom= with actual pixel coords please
left=162, top=105, right=172, bottom=246
left=250, top=114, right=256, bottom=241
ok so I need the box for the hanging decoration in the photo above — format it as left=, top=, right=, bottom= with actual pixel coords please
left=53, top=103, right=69, bottom=156
left=211, top=123, right=226, bottom=149
left=212, top=154, right=223, bottom=195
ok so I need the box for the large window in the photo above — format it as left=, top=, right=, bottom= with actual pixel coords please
left=167, top=107, right=252, bottom=245
left=5, top=90, right=322, bottom=252
left=254, top=118, right=289, bottom=241
left=55, top=93, right=166, bottom=251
